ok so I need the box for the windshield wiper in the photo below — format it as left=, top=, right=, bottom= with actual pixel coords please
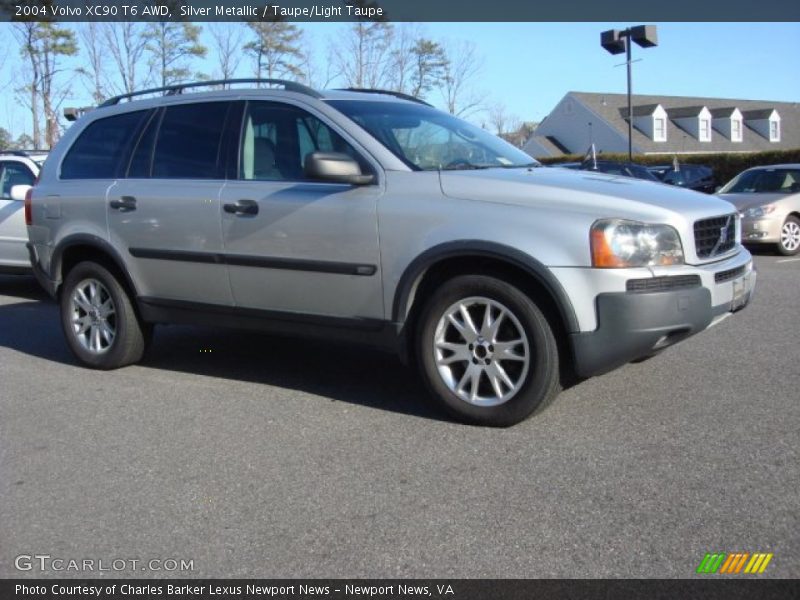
left=440, top=163, right=493, bottom=171
left=500, top=162, right=540, bottom=169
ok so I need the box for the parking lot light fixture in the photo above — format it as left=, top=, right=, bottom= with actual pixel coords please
left=600, top=25, right=658, bottom=161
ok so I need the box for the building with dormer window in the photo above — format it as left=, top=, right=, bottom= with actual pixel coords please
left=523, top=92, right=798, bottom=158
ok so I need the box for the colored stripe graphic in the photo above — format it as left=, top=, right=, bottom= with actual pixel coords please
left=719, top=553, right=750, bottom=574
left=744, top=553, right=774, bottom=574
left=698, top=552, right=773, bottom=575
left=697, top=553, right=726, bottom=574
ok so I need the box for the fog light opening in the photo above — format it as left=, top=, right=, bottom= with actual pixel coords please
left=652, top=328, right=691, bottom=351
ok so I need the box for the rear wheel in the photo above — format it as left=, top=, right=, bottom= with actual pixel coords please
left=778, top=215, right=800, bottom=256
left=60, top=261, right=147, bottom=369
left=417, top=275, right=561, bottom=427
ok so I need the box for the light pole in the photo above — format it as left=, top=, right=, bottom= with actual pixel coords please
left=601, top=25, right=658, bottom=161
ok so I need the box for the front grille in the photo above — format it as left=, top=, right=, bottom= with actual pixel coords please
left=694, top=214, right=736, bottom=259
left=715, top=265, right=746, bottom=284
left=626, top=275, right=701, bottom=293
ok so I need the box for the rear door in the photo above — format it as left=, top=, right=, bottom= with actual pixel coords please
left=108, top=101, right=240, bottom=306
left=219, top=100, right=384, bottom=320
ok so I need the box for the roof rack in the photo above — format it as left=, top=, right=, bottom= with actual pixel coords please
left=337, top=88, right=433, bottom=107
left=99, top=78, right=322, bottom=108
left=63, top=106, right=94, bottom=122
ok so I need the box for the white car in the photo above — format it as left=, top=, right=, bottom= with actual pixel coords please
left=0, top=152, right=43, bottom=274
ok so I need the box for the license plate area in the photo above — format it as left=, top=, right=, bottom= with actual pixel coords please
left=731, top=274, right=749, bottom=311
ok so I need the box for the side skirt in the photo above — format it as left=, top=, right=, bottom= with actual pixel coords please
left=137, top=296, right=403, bottom=354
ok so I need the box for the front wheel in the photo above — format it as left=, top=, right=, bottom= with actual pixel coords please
left=778, top=215, right=800, bottom=256
left=417, top=275, right=561, bottom=427
left=60, top=261, right=148, bottom=369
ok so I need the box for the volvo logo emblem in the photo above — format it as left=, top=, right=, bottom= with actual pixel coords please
left=710, top=216, right=732, bottom=256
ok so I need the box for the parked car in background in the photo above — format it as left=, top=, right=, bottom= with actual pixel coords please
left=716, top=164, right=800, bottom=255
left=0, top=151, right=44, bottom=274
left=649, top=164, right=716, bottom=193
left=555, top=159, right=661, bottom=182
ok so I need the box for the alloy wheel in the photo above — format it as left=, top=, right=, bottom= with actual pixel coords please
left=69, top=278, right=117, bottom=354
left=433, top=296, right=530, bottom=407
left=781, top=219, right=800, bottom=252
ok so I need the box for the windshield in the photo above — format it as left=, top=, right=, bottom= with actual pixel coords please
left=720, top=168, right=800, bottom=194
left=326, top=99, right=539, bottom=171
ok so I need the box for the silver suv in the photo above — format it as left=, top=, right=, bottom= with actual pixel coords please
left=26, top=80, right=756, bottom=426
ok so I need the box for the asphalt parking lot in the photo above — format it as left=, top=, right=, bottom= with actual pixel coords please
left=0, top=253, right=797, bottom=579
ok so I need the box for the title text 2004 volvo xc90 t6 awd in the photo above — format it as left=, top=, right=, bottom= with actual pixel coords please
left=24, top=80, right=756, bottom=426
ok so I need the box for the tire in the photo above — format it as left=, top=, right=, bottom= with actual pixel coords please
left=60, top=261, right=147, bottom=369
left=777, top=215, right=800, bottom=256
left=416, top=275, right=561, bottom=427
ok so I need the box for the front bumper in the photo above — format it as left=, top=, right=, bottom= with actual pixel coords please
left=741, top=215, right=781, bottom=244
left=570, top=260, right=756, bottom=378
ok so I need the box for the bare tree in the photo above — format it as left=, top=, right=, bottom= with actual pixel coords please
left=500, top=121, right=536, bottom=149
left=77, top=23, right=109, bottom=104
left=385, top=24, right=419, bottom=94
left=0, top=127, right=11, bottom=150
left=409, top=38, right=447, bottom=100
left=335, top=21, right=394, bottom=89
left=245, top=21, right=305, bottom=81
left=105, top=22, right=150, bottom=94
left=209, top=23, right=245, bottom=84
left=438, top=40, right=486, bottom=117
left=145, top=22, right=206, bottom=88
left=488, top=102, right=510, bottom=135
left=299, top=35, right=338, bottom=90
left=13, top=23, right=43, bottom=148
left=13, top=22, right=77, bottom=148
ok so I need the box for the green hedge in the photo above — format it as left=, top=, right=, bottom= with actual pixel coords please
left=539, top=148, right=800, bottom=187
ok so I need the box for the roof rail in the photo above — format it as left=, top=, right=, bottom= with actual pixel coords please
left=337, top=88, right=433, bottom=107
left=64, top=106, right=94, bottom=122
left=99, top=78, right=322, bottom=108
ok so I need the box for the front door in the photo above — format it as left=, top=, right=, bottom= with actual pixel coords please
left=220, top=100, right=383, bottom=320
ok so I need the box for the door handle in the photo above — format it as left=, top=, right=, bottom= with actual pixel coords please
left=110, top=196, right=137, bottom=211
left=223, top=199, right=259, bottom=216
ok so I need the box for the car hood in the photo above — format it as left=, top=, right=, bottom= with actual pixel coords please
left=716, top=192, right=794, bottom=211
left=439, top=167, right=736, bottom=222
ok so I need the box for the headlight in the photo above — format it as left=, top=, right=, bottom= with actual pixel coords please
left=591, top=219, right=684, bottom=268
left=742, top=204, right=776, bottom=218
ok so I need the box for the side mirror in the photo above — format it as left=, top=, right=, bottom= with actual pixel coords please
left=304, top=152, right=374, bottom=185
left=10, top=184, right=32, bottom=202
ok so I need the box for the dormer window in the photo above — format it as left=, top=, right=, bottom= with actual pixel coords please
left=770, top=120, right=780, bottom=142
left=743, top=108, right=780, bottom=142
left=699, top=118, right=711, bottom=142
left=654, top=117, right=666, bottom=141
left=732, top=118, right=742, bottom=141
left=666, top=106, right=711, bottom=142
left=711, top=107, right=743, bottom=142
left=631, top=104, right=667, bottom=142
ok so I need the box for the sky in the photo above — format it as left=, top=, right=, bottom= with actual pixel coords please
left=1, top=21, right=799, bottom=140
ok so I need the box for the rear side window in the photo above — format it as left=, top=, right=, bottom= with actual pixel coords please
left=152, top=102, right=229, bottom=179
left=0, top=161, right=35, bottom=198
left=61, top=111, right=148, bottom=179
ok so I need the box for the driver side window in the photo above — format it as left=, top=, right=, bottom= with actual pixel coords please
left=240, top=102, right=366, bottom=181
